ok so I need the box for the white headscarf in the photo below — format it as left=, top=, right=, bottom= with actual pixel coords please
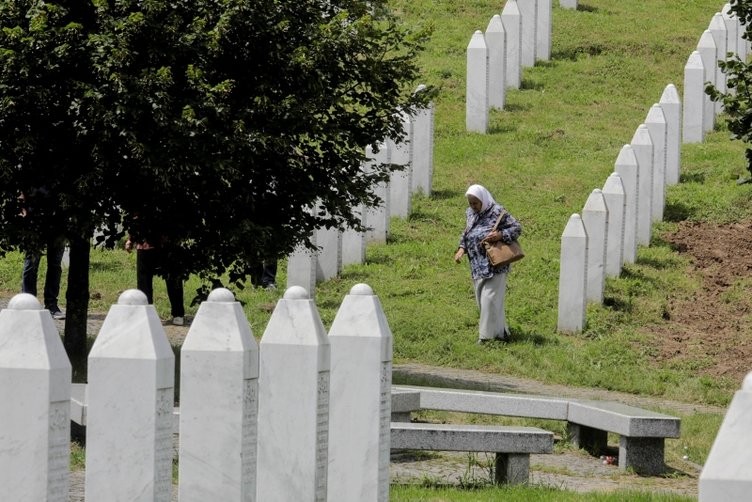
left=465, top=184, right=497, bottom=212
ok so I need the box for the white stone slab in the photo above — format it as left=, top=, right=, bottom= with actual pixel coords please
left=602, top=173, right=626, bottom=278
left=709, top=13, right=728, bottom=114
left=365, top=143, right=391, bottom=244
left=560, top=0, right=577, bottom=9
left=327, top=284, right=393, bottom=502
left=697, top=30, right=717, bottom=133
left=394, top=385, right=570, bottom=420
left=519, top=0, right=538, bottom=68
left=486, top=15, right=507, bottom=110
left=536, top=0, right=552, bottom=61
left=630, top=124, right=654, bottom=246
left=179, top=288, right=259, bottom=502
left=0, top=294, right=71, bottom=502
left=582, top=189, right=608, bottom=303
left=660, top=84, right=682, bottom=185
left=683, top=51, right=705, bottom=144
left=287, top=241, right=317, bottom=299
left=316, top=225, right=342, bottom=282
left=615, top=145, right=639, bottom=264
left=257, top=286, right=331, bottom=501
left=501, top=0, right=522, bottom=89
left=466, top=30, right=489, bottom=133
left=567, top=400, right=680, bottom=437
left=389, top=113, right=413, bottom=217
left=342, top=205, right=366, bottom=266
left=645, top=104, right=667, bottom=223
left=85, top=289, right=175, bottom=502
left=699, top=373, right=752, bottom=501
left=557, top=214, right=587, bottom=332
left=411, top=85, right=434, bottom=196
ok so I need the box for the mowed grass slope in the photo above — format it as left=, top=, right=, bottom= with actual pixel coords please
left=0, top=2, right=746, bottom=404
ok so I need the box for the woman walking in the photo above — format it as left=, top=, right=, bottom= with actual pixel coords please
left=454, top=184, right=522, bottom=344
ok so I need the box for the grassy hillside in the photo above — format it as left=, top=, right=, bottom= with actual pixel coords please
left=0, top=0, right=746, bottom=407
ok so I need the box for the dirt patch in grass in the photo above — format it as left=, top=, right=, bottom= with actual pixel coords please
left=657, top=220, right=752, bottom=383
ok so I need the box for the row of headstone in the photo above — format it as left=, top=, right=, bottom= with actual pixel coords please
left=287, top=87, right=434, bottom=296
left=558, top=1, right=751, bottom=332
left=557, top=83, right=683, bottom=332
left=0, top=284, right=393, bottom=501
left=683, top=4, right=749, bottom=143
left=466, top=0, right=553, bottom=132
left=698, top=6, right=752, bottom=497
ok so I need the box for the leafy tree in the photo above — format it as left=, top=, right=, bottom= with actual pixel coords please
left=0, top=0, right=433, bottom=367
left=707, top=1, right=752, bottom=179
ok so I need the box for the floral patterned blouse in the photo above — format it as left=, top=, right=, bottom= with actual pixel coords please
left=458, top=203, right=522, bottom=280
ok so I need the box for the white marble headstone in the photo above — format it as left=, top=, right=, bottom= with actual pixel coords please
left=0, top=294, right=71, bottom=502
left=287, top=239, right=318, bottom=299
left=709, top=13, right=728, bottom=114
left=256, top=286, right=331, bottom=501
left=582, top=190, right=608, bottom=303
left=602, top=173, right=626, bottom=278
left=660, top=84, right=682, bottom=185
left=179, top=288, right=259, bottom=502
left=519, top=0, right=538, bottom=68
left=682, top=51, right=705, bottom=144
left=466, top=30, right=489, bottom=133
left=697, top=30, right=717, bottom=133
left=536, top=0, right=552, bottom=61
left=365, top=143, right=391, bottom=244
left=316, top=225, right=342, bottom=282
left=557, top=214, right=588, bottom=332
left=327, top=284, right=393, bottom=502
left=630, top=124, right=654, bottom=246
left=722, top=4, right=740, bottom=61
left=645, top=104, right=667, bottom=223
left=614, top=145, right=639, bottom=265
left=85, top=289, right=175, bottom=502
left=486, top=15, right=507, bottom=110
left=411, top=85, right=435, bottom=196
left=389, top=113, right=413, bottom=217
left=342, top=206, right=367, bottom=267
left=699, top=372, right=752, bottom=500
left=501, top=0, right=522, bottom=89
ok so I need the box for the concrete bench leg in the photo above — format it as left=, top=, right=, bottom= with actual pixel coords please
left=494, top=453, right=529, bottom=485
left=619, top=436, right=665, bottom=475
left=567, top=423, right=607, bottom=456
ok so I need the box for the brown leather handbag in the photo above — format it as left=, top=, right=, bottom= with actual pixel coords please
left=483, top=210, right=524, bottom=267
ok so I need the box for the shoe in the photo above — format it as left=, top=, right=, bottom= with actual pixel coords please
left=264, top=283, right=277, bottom=291
left=50, top=309, right=65, bottom=320
left=476, top=339, right=491, bottom=345
left=172, top=316, right=185, bottom=326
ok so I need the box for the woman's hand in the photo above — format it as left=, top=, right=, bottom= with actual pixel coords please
left=483, top=230, right=502, bottom=243
left=454, top=248, right=465, bottom=263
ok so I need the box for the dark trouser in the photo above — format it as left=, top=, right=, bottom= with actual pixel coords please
left=250, top=260, right=278, bottom=287
left=136, top=248, right=185, bottom=317
left=22, top=238, right=65, bottom=310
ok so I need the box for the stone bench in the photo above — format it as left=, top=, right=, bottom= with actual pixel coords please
left=394, top=385, right=681, bottom=475
left=567, top=400, right=680, bottom=475
left=391, top=422, right=553, bottom=485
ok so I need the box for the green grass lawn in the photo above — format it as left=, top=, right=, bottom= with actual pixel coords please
left=1, top=0, right=746, bottom=498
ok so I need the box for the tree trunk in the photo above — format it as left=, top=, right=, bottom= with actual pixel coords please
left=63, top=235, right=90, bottom=381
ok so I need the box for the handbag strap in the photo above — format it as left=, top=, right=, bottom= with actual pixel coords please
left=491, top=209, right=507, bottom=232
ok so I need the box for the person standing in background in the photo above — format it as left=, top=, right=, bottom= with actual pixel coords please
left=125, top=235, right=186, bottom=325
left=18, top=190, right=66, bottom=319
